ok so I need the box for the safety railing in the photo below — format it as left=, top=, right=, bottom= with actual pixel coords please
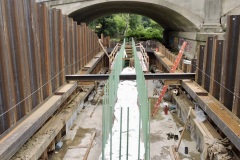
left=102, top=39, right=125, bottom=160
left=133, top=39, right=150, bottom=160
left=109, top=43, right=122, bottom=71
left=136, top=43, right=149, bottom=72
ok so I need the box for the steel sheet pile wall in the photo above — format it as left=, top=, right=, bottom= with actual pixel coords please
left=0, top=0, right=102, bottom=134
left=196, top=15, right=240, bottom=117
left=156, top=42, right=196, bottom=73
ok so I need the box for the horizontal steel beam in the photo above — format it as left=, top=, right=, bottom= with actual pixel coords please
left=66, top=73, right=195, bottom=81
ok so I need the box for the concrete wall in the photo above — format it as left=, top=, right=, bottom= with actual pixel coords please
left=222, top=0, right=240, bottom=15
left=168, top=32, right=225, bottom=59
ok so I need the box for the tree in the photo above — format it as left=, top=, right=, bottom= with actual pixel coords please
left=89, top=14, right=164, bottom=42
left=90, top=15, right=117, bottom=38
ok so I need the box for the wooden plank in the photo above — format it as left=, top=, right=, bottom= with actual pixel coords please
left=169, top=146, right=181, bottom=160
left=85, top=58, right=99, bottom=68
left=183, top=80, right=208, bottom=96
left=80, top=52, right=105, bottom=74
left=164, top=80, right=181, bottom=85
left=83, top=131, right=96, bottom=160
left=0, top=83, right=77, bottom=160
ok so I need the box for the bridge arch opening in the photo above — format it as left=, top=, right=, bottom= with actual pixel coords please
left=63, top=1, right=203, bottom=32
left=88, top=14, right=164, bottom=42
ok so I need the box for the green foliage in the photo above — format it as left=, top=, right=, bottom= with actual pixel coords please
left=89, top=15, right=117, bottom=38
left=89, top=14, right=163, bottom=42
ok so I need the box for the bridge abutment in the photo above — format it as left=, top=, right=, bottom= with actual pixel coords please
left=166, top=31, right=225, bottom=60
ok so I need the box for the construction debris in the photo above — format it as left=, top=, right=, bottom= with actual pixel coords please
left=202, top=138, right=233, bottom=160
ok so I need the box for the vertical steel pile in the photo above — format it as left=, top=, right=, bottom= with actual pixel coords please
left=0, top=0, right=105, bottom=134
left=132, top=39, right=150, bottom=160
left=195, top=15, right=240, bottom=117
left=102, top=39, right=125, bottom=159
left=156, top=42, right=195, bottom=73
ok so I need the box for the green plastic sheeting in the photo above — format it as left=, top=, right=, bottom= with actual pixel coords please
left=102, top=38, right=150, bottom=160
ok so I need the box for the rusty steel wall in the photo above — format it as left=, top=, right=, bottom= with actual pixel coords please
left=196, top=15, right=240, bottom=117
left=0, top=0, right=104, bottom=134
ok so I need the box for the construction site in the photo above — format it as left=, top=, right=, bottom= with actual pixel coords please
left=0, top=0, right=240, bottom=160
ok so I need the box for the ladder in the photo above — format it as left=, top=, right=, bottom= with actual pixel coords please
left=151, top=41, right=187, bottom=117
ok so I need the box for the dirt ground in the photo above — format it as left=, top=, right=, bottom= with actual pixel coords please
left=49, top=100, right=103, bottom=160
left=49, top=80, right=201, bottom=160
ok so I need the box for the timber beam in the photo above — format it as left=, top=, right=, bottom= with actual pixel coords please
left=65, top=73, right=195, bottom=81
left=182, top=80, right=240, bottom=151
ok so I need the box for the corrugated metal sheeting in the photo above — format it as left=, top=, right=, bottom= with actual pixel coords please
left=0, top=0, right=104, bottom=134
